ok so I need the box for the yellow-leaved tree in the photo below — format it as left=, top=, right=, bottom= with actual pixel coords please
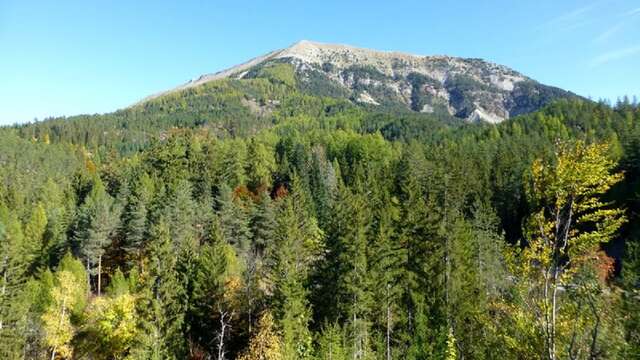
left=505, top=141, right=626, bottom=360
left=83, top=293, right=138, bottom=359
left=42, top=271, right=84, bottom=360
left=238, top=311, right=283, bottom=360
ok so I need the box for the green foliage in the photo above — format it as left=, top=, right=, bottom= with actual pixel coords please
left=1, top=72, right=639, bottom=360
left=252, top=63, right=297, bottom=88
left=134, top=219, right=187, bottom=359
left=316, top=322, right=347, bottom=360
left=269, top=177, right=323, bottom=360
left=41, top=255, right=87, bottom=360
left=500, top=141, right=627, bottom=359
left=190, top=239, right=244, bottom=357
left=238, top=312, right=283, bottom=360
left=82, top=293, right=138, bottom=359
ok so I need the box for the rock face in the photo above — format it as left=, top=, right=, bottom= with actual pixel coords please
left=141, top=40, right=577, bottom=123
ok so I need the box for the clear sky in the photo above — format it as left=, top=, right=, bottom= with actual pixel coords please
left=1, top=0, right=639, bottom=125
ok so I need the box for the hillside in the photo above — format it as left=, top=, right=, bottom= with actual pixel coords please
left=7, top=41, right=581, bottom=153
left=140, top=40, right=579, bottom=123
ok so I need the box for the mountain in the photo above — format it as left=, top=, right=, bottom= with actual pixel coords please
left=5, top=40, right=585, bottom=153
left=2, top=35, right=639, bottom=360
left=139, top=40, right=578, bottom=123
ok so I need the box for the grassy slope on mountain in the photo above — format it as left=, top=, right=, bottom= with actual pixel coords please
left=4, top=63, right=459, bottom=155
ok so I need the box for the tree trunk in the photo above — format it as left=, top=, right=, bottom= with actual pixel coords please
left=97, top=255, right=102, bottom=296
left=353, top=297, right=358, bottom=360
left=550, top=268, right=559, bottom=360
left=386, top=284, right=391, bottom=360
left=217, top=310, right=228, bottom=360
left=86, top=259, right=91, bottom=295
left=0, top=264, right=7, bottom=330
left=51, top=299, right=67, bottom=360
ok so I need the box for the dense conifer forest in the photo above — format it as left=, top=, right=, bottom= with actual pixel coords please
left=1, top=65, right=639, bottom=359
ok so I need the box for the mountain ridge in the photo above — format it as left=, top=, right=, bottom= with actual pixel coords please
left=135, top=40, right=579, bottom=123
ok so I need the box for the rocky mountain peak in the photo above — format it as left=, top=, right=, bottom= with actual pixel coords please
left=138, top=40, right=577, bottom=123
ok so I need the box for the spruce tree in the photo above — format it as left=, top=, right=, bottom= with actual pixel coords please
left=134, top=218, right=186, bottom=359
left=121, top=173, right=154, bottom=266
left=316, top=322, right=348, bottom=360
left=368, top=178, right=405, bottom=360
left=217, top=183, right=252, bottom=257
left=164, top=178, right=196, bottom=253
left=23, top=202, right=47, bottom=269
left=397, top=153, right=448, bottom=358
left=330, top=181, right=375, bottom=360
left=246, top=139, right=276, bottom=191
left=38, top=178, right=74, bottom=267
left=74, top=177, right=120, bottom=295
left=0, top=201, right=31, bottom=353
left=246, top=190, right=276, bottom=332
left=269, top=176, right=323, bottom=360
left=190, top=239, right=244, bottom=359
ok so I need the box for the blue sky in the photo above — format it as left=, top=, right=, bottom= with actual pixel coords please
left=1, top=0, right=639, bottom=125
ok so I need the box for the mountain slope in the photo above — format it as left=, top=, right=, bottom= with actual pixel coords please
left=140, top=40, right=578, bottom=123
left=5, top=41, right=585, bottom=154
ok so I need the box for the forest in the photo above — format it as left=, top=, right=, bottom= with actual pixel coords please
left=1, top=67, right=640, bottom=359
